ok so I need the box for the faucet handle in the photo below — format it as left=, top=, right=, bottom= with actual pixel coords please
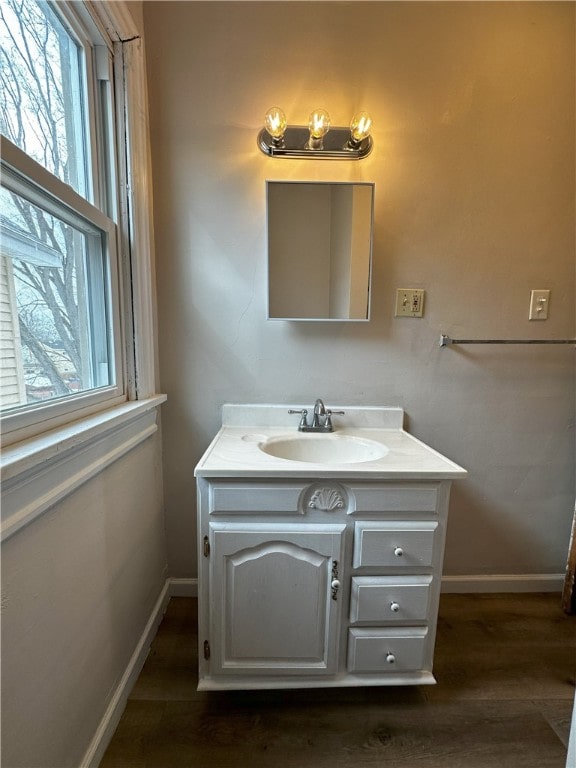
left=288, top=408, right=308, bottom=429
left=324, top=409, right=345, bottom=430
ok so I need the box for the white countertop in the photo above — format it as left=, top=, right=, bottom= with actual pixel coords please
left=194, top=405, right=467, bottom=480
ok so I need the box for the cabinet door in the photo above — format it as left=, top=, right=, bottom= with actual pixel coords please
left=209, top=523, right=346, bottom=677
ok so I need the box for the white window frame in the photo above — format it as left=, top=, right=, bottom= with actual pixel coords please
left=1, top=1, right=165, bottom=541
left=0, top=140, right=126, bottom=440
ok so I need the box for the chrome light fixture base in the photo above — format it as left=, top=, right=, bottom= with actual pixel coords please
left=258, top=125, right=373, bottom=160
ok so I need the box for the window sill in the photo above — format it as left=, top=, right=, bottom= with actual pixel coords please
left=1, top=395, right=167, bottom=542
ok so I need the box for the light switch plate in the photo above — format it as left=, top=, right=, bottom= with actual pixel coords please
left=529, top=289, right=550, bottom=320
left=395, top=288, right=425, bottom=317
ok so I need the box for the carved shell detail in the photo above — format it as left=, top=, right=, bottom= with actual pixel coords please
left=308, top=487, right=345, bottom=511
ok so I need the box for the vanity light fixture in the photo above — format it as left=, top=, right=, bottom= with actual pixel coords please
left=307, top=109, right=331, bottom=149
left=264, top=107, right=287, bottom=145
left=348, top=111, right=372, bottom=148
left=258, top=107, right=373, bottom=159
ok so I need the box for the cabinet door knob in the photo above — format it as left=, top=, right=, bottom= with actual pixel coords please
left=394, top=547, right=404, bottom=557
left=386, top=653, right=396, bottom=664
left=331, top=578, right=341, bottom=600
left=390, top=602, right=400, bottom=612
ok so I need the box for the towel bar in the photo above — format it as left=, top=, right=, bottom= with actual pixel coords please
left=440, top=334, right=576, bottom=347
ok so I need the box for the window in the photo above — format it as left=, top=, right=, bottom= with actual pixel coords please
left=1, top=0, right=163, bottom=541
left=0, top=0, right=123, bottom=439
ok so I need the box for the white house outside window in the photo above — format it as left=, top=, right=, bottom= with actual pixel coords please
left=0, top=0, right=123, bottom=434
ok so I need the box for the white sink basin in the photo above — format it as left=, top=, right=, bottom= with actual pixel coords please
left=258, top=434, right=389, bottom=464
left=194, top=406, right=468, bottom=478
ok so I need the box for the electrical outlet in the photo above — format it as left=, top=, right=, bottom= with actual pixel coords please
left=529, top=289, right=550, bottom=320
left=395, top=288, right=425, bottom=317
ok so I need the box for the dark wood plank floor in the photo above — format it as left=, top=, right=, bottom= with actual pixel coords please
left=100, top=594, right=575, bottom=768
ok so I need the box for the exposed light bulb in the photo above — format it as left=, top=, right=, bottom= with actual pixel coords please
left=349, top=112, right=372, bottom=146
left=308, top=109, right=331, bottom=141
left=264, top=107, right=287, bottom=143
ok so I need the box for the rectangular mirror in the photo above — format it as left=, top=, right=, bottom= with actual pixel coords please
left=267, top=181, right=374, bottom=321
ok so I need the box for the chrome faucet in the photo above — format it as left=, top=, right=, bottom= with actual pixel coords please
left=288, top=399, right=345, bottom=432
left=312, top=398, right=327, bottom=428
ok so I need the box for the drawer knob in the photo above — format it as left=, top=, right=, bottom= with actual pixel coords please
left=331, top=579, right=341, bottom=590
left=394, top=547, right=404, bottom=557
left=390, top=602, right=400, bottom=613
left=386, top=653, right=396, bottom=664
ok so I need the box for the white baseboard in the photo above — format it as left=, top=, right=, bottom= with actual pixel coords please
left=80, top=580, right=171, bottom=768
left=170, top=575, right=563, bottom=596
left=441, top=573, right=564, bottom=593
left=81, top=577, right=197, bottom=766
left=170, top=574, right=562, bottom=596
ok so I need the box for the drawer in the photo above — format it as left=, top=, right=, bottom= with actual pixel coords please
left=350, top=484, right=438, bottom=514
left=347, top=627, right=428, bottom=673
left=349, top=575, right=432, bottom=624
left=353, top=521, right=437, bottom=568
left=209, top=482, right=304, bottom=515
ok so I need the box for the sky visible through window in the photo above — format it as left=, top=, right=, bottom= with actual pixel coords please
left=0, top=0, right=88, bottom=195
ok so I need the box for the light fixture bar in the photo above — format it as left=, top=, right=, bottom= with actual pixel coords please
left=258, top=125, right=373, bottom=160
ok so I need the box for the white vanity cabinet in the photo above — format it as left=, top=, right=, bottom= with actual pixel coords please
left=208, top=522, right=345, bottom=677
left=196, top=477, right=454, bottom=690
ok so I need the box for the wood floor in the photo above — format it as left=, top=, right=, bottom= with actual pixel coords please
left=99, top=594, right=575, bottom=768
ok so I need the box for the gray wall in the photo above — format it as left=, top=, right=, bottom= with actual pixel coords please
left=1, top=434, right=167, bottom=767
left=144, top=1, right=575, bottom=579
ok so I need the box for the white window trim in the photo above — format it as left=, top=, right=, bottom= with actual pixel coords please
left=88, top=0, right=159, bottom=401
left=1, top=395, right=166, bottom=542
left=1, top=1, right=165, bottom=541
left=114, top=32, right=160, bottom=401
